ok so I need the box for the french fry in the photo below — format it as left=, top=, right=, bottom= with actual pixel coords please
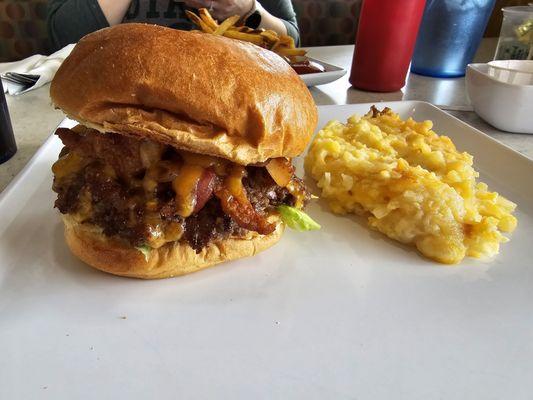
left=198, top=8, right=218, bottom=31
left=260, top=30, right=279, bottom=43
left=275, top=47, right=307, bottom=57
left=287, top=55, right=299, bottom=64
left=270, top=40, right=281, bottom=52
left=185, top=8, right=308, bottom=60
left=267, top=39, right=280, bottom=50
left=214, top=15, right=240, bottom=35
left=186, top=10, right=202, bottom=27
left=278, top=35, right=295, bottom=48
left=260, top=32, right=279, bottom=50
left=223, top=30, right=265, bottom=46
left=199, top=20, right=215, bottom=34
left=261, top=30, right=277, bottom=38
left=186, top=10, right=214, bottom=33
left=237, top=26, right=256, bottom=33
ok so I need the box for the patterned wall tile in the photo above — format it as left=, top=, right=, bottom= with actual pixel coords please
left=0, top=0, right=50, bottom=62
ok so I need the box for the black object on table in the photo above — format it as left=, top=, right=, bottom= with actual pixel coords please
left=0, top=80, right=17, bottom=164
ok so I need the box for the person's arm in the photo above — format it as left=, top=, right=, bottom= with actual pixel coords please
left=97, top=0, right=132, bottom=26
left=254, top=2, right=288, bottom=36
left=47, top=0, right=110, bottom=50
left=255, top=0, right=300, bottom=46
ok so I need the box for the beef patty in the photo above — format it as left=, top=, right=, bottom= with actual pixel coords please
left=53, top=146, right=306, bottom=252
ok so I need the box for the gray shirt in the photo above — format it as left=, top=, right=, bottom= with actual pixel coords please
left=47, top=0, right=299, bottom=51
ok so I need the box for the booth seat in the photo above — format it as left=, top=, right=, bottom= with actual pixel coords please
left=0, top=0, right=362, bottom=62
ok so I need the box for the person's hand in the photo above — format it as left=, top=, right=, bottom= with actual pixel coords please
left=183, top=0, right=254, bottom=21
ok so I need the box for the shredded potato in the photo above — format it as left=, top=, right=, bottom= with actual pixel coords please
left=304, top=107, right=518, bottom=264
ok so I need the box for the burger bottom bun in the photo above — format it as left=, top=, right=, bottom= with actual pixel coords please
left=62, top=215, right=284, bottom=279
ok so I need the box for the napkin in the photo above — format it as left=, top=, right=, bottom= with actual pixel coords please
left=0, top=44, right=75, bottom=95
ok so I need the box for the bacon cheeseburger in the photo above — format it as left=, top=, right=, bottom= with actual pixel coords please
left=50, top=24, right=319, bottom=279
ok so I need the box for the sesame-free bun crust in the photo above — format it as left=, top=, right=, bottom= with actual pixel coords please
left=62, top=215, right=284, bottom=279
left=50, top=24, right=317, bottom=165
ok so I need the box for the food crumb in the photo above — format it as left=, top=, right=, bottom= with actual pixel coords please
left=119, top=316, right=127, bottom=320
left=275, top=321, right=280, bottom=325
left=90, top=346, right=94, bottom=350
left=42, top=386, right=47, bottom=390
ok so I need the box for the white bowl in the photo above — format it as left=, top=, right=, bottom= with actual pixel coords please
left=466, top=63, right=533, bottom=134
left=488, top=60, right=533, bottom=85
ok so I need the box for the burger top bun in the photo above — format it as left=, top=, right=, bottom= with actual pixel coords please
left=50, top=23, right=318, bottom=165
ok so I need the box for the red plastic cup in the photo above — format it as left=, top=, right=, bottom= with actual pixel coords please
left=350, top=0, right=426, bottom=92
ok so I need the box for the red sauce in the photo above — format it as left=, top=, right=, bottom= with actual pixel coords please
left=291, top=60, right=325, bottom=75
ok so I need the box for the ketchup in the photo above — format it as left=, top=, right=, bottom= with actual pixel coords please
left=291, top=60, right=325, bottom=75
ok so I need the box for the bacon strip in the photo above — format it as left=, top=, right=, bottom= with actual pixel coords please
left=266, top=158, right=294, bottom=187
left=194, top=168, right=217, bottom=213
left=215, top=166, right=275, bottom=235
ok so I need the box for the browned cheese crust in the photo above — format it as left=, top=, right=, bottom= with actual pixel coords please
left=50, top=24, right=318, bottom=165
left=62, top=215, right=284, bottom=279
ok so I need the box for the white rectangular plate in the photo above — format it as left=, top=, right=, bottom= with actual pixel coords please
left=299, top=57, right=346, bottom=87
left=1, top=101, right=532, bottom=399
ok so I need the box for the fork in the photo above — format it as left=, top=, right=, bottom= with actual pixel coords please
left=1, top=72, right=39, bottom=87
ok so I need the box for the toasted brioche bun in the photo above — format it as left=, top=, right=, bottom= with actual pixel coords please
left=50, top=23, right=317, bottom=165
left=62, top=215, right=284, bottom=279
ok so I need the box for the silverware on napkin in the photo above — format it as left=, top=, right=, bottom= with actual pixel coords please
left=1, top=72, right=39, bottom=89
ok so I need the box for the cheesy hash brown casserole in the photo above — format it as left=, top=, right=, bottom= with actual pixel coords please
left=304, top=106, right=517, bottom=264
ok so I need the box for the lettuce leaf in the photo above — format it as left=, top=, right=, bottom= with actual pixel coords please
left=135, top=245, right=151, bottom=262
left=277, top=205, right=321, bottom=232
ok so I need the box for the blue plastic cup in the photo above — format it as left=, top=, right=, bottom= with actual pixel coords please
left=411, top=0, right=496, bottom=77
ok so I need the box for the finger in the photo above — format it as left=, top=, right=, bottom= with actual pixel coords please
left=211, top=7, right=234, bottom=21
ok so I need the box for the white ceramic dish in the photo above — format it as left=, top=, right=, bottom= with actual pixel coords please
left=1, top=101, right=532, bottom=399
left=488, top=60, right=533, bottom=85
left=299, top=57, right=346, bottom=86
left=466, top=63, right=533, bottom=134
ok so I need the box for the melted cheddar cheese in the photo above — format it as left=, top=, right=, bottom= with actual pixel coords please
left=172, top=164, right=205, bottom=217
